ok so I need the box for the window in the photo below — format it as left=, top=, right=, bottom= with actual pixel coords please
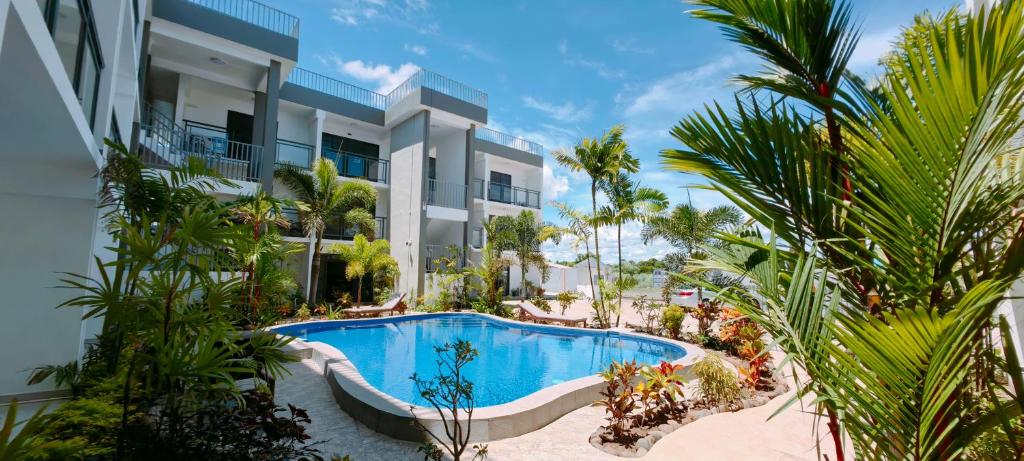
left=40, top=0, right=104, bottom=129
left=489, top=171, right=512, bottom=203
left=321, top=133, right=381, bottom=180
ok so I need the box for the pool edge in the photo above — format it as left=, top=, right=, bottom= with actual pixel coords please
left=273, top=312, right=706, bottom=443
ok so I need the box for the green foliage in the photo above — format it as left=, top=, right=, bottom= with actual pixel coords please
left=329, top=235, right=398, bottom=306
left=0, top=401, right=53, bottom=460
left=692, top=354, right=740, bottom=407
left=490, top=211, right=560, bottom=301
left=410, top=340, right=483, bottom=461
left=635, top=362, right=687, bottom=427
left=28, top=397, right=125, bottom=460
left=295, top=304, right=311, bottom=321
left=596, top=360, right=641, bottom=446
left=631, top=295, right=662, bottom=333
left=555, top=291, right=579, bottom=315
left=530, top=296, right=552, bottom=313
left=661, top=305, right=686, bottom=339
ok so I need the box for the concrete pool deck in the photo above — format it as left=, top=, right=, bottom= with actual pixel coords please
left=274, top=312, right=705, bottom=443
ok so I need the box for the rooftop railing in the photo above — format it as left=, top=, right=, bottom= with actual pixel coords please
left=186, top=0, right=299, bottom=38
left=472, top=179, right=541, bottom=209
left=386, top=69, right=488, bottom=109
left=475, top=127, right=544, bottom=156
left=287, top=68, right=387, bottom=110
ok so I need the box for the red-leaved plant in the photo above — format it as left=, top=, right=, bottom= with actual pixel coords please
left=597, top=360, right=640, bottom=446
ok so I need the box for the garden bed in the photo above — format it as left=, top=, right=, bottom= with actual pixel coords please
left=589, top=375, right=789, bottom=458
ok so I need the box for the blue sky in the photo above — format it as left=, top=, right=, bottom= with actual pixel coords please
left=264, top=0, right=959, bottom=261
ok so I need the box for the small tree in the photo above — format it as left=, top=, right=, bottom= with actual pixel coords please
left=555, top=291, right=579, bottom=316
left=632, top=295, right=662, bottom=333
left=329, top=235, right=397, bottom=306
left=409, top=340, right=484, bottom=461
left=492, top=211, right=560, bottom=301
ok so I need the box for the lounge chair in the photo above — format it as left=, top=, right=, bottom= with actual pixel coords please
left=517, top=300, right=587, bottom=327
left=341, top=294, right=406, bottom=319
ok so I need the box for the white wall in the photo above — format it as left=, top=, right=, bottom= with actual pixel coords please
left=180, top=76, right=254, bottom=128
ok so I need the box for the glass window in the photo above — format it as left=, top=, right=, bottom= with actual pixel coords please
left=53, top=0, right=83, bottom=88
left=276, top=141, right=312, bottom=168
left=78, top=42, right=99, bottom=127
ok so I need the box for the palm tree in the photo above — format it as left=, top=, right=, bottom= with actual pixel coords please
left=492, top=211, right=561, bottom=301
left=596, top=173, right=668, bottom=326
left=275, top=158, right=377, bottom=303
left=641, top=203, right=741, bottom=303
left=469, top=217, right=513, bottom=315
left=669, top=2, right=1024, bottom=459
left=330, top=234, right=396, bottom=306
left=230, top=189, right=295, bottom=312
left=553, top=125, right=638, bottom=319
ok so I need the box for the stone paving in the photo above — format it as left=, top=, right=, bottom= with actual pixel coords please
left=277, top=357, right=836, bottom=461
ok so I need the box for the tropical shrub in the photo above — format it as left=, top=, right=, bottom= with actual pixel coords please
left=555, top=291, right=579, bottom=315
left=409, top=340, right=484, bottom=461
left=295, top=304, right=311, bottom=322
left=596, top=360, right=641, bottom=446
left=661, top=305, right=685, bottom=339
left=27, top=397, right=125, bottom=460
left=336, top=292, right=353, bottom=310
left=0, top=401, right=54, bottom=460
left=530, top=296, right=552, bottom=313
left=635, top=361, right=687, bottom=426
left=690, top=298, right=722, bottom=338
left=691, top=354, right=740, bottom=407
left=330, top=235, right=398, bottom=306
left=718, top=308, right=772, bottom=389
left=313, top=304, right=329, bottom=317
left=631, top=295, right=662, bottom=333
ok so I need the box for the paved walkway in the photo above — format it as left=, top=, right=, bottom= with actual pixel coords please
left=276, top=358, right=837, bottom=461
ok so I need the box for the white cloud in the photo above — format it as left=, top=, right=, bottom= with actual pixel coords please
left=610, top=38, right=653, bottom=55
left=330, top=0, right=438, bottom=34
left=559, top=39, right=626, bottom=80
left=323, top=56, right=420, bottom=93
left=404, top=44, right=428, bottom=56
left=848, top=27, right=900, bottom=73
left=543, top=164, right=570, bottom=201
left=623, top=53, right=744, bottom=118
left=522, top=96, right=592, bottom=123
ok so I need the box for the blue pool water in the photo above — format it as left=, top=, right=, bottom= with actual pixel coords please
left=274, top=314, right=686, bottom=407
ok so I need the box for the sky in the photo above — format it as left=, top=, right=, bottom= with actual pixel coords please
left=262, top=0, right=960, bottom=262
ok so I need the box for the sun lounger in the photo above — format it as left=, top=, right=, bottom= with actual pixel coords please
left=341, top=294, right=406, bottom=319
left=517, top=300, right=587, bottom=327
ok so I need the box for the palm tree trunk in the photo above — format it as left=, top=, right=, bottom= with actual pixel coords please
left=615, top=222, right=623, bottom=327
left=584, top=240, right=597, bottom=318
left=309, top=233, right=323, bottom=304
left=356, top=276, right=363, bottom=306
left=521, top=260, right=528, bottom=301
left=591, top=182, right=606, bottom=327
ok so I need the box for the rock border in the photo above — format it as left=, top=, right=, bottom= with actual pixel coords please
left=589, top=378, right=790, bottom=458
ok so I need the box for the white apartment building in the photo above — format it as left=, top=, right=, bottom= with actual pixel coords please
left=0, top=0, right=545, bottom=401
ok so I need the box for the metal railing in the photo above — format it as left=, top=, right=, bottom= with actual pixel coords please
left=287, top=68, right=387, bottom=109
left=321, top=147, right=389, bottom=184
left=386, top=69, right=488, bottom=109
left=276, top=139, right=314, bottom=168
left=426, top=179, right=468, bottom=209
left=472, top=227, right=483, bottom=248
left=473, top=180, right=541, bottom=209
left=475, top=127, right=544, bottom=156
left=186, top=0, right=299, bottom=37
left=137, top=103, right=264, bottom=183
left=425, top=244, right=465, bottom=272
left=324, top=217, right=388, bottom=241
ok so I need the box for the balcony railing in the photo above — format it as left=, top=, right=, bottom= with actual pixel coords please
left=472, top=180, right=541, bottom=209
left=186, top=0, right=299, bottom=37
left=137, top=103, right=263, bottom=183
left=426, top=244, right=465, bottom=272
left=276, top=139, right=314, bottom=168
left=324, top=217, right=388, bottom=241
left=386, top=69, right=488, bottom=109
left=475, top=127, right=544, bottom=156
left=287, top=68, right=387, bottom=110
left=321, top=147, right=389, bottom=184
left=426, top=179, right=468, bottom=209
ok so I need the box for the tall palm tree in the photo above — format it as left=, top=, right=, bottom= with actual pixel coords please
left=275, top=159, right=377, bottom=303
left=669, top=3, right=1024, bottom=459
left=331, top=234, right=396, bottom=306
left=230, top=189, right=294, bottom=312
left=596, top=173, right=668, bottom=326
left=553, top=202, right=595, bottom=292
left=493, top=211, right=561, bottom=301
left=553, top=125, right=638, bottom=320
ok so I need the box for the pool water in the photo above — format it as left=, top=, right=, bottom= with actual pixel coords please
left=275, top=314, right=686, bottom=407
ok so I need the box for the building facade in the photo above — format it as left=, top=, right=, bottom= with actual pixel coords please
left=0, top=0, right=545, bottom=401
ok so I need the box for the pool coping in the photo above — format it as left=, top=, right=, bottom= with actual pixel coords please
left=271, top=312, right=706, bottom=442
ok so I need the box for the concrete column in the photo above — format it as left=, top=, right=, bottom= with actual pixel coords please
left=313, top=109, right=325, bottom=162
left=416, top=111, right=430, bottom=297
left=173, top=74, right=188, bottom=126
left=252, top=60, right=281, bottom=191
left=464, top=125, right=475, bottom=251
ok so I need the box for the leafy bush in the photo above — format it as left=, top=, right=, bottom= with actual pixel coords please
left=555, top=291, right=579, bottom=315
left=661, top=305, right=686, bottom=339
left=691, top=298, right=723, bottom=337
left=409, top=340, right=485, bottom=461
left=295, top=304, right=311, bottom=321
left=1, top=401, right=54, bottom=459
left=530, top=296, right=552, bottom=313
left=336, top=292, right=353, bottom=310
left=636, top=361, right=687, bottom=426
left=29, top=397, right=126, bottom=460
left=374, top=287, right=394, bottom=306
left=597, top=360, right=641, bottom=446
left=632, top=295, right=662, bottom=333
left=718, top=308, right=772, bottom=389
left=313, top=304, right=329, bottom=317
left=692, top=354, right=740, bottom=407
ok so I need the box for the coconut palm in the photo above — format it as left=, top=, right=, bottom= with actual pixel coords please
left=275, top=159, right=377, bottom=303
left=670, top=2, right=1024, bottom=459
left=553, top=125, right=639, bottom=319
left=596, top=173, right=668, bottom=326
left=330, top=234, right=396, bottom=306
left=492, top=211, right=561, bottom=301
left=641, top=203, right=741, bottom=303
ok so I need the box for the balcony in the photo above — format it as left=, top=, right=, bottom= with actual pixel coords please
left=321, top=147, right=389, bottom=184
left=276, top=139, right=314, bottom=169
left=472, top=179, right=541, bottom=209
left=476, top=127, right=544, bottom=156
left=287, top=68, right=387, bottom=110
left=426, top=179, right=468, bottom=210
left=426, top=244, right=465, bottom=272
left=137, top=104, right=263, bottom=183
left=323, top=217, right=388, bottom=241
left=152, top=0, right=299, bottom=60
left=387, top=69, right=488, bottom=109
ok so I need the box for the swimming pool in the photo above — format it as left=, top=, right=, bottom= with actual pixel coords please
left=274, top=313, right=687, bottom=407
